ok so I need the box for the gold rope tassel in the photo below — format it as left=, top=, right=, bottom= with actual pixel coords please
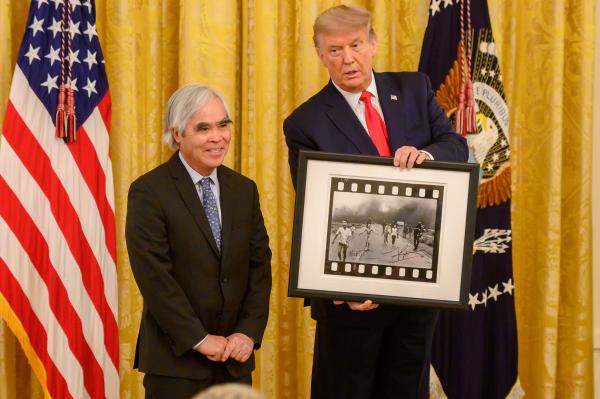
left=55, top=84, right=67, bottom=139
left=454, top=78, right=477, bottom=135
left=56, top=0, right=76, bottom=143
left=66, top=88, right=76, bottom=143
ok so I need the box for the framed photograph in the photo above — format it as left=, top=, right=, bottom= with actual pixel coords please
left=288, top=150, right=479, bottom=308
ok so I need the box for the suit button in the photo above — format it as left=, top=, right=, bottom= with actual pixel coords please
left=221, top=277, right=228, bottom=283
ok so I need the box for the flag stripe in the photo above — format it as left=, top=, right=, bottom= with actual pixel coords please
left=0, top=136, right=119, bottom=393
left=2, top=101, right=119, bottom=369
left=93, top=94, right=113, bottom=198
left=68, top=124, right=117, bottom=264
left=0, top=258, right=73, bottom=399
left=84, top=95, right=116, bottom=209
left=87, top=93, right=111, bottom=164
left=0, top=187, right=99, bottom=399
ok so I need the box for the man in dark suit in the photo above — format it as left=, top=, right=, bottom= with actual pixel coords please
left=126, top=84, right=272, bottom=399
left=283, top=5, right=468, bottom=399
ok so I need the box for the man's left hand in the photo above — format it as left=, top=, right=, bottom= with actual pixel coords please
left=221, top=333, right=254, bottom=363
left=393, top=146, right=431, bottom=169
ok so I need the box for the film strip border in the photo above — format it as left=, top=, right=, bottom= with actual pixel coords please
left=330, top=177, right=444, bottom=200
left=325, top=176, right=444, bottom=283
left=327, top=261, right=434, bottom=282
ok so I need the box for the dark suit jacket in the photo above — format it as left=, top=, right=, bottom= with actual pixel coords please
left=125, top=153, right=272, bottom=379
left=283, top=71, right=468, bottom=327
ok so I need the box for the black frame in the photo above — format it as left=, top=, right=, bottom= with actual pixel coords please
left=288, top=150, right=479, bottom=308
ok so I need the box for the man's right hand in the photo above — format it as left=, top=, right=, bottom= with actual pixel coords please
left=195, top=334, right=228, bottom=361
left=333, top=299, right=379, bottom=311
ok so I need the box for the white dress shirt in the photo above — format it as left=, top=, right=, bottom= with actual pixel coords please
left=178, top=151, right=222, bottom=223
left=332, top=71, right=384, bottom=136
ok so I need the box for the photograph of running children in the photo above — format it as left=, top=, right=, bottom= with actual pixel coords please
left=326, top=185, right=438, bottom=271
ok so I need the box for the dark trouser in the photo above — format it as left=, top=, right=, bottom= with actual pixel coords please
left=143, top=364, right=252, bottom=399
left=338, top=243, right=348, bottom=261
left=311, top=309, right=439, bottom=399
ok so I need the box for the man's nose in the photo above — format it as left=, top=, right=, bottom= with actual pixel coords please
left=207, top=129, right=223, bottom=141
left=341, top=47, right=354, bottom=64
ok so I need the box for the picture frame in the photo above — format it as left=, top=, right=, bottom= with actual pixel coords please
left=288, top=150, right=479, bottom=308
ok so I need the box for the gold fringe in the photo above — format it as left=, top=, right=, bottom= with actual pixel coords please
left=0, top=293, right=51, bottom=399
left=430, top=366, right=524, bottom=399
left=429, top=366, right=449, bottom=399
left=477, top=164, right=512, bottom=208
left=506, top=378, right=525, bottom=399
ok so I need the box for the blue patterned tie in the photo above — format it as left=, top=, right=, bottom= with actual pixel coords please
left=199, top=177, right=221, bottom=252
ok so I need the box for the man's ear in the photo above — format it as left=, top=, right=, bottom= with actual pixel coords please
left=171, top=127, right=182, bottom=144
left=316, top=47, right=327, bottom=66
left=370, top=38, right=377, bottom=55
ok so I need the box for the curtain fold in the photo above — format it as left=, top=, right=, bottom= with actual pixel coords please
left=0, top=1, right=594, bottom=398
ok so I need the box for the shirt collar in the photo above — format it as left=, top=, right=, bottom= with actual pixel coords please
left=332, top=71, right=379, bottom=111
left=178, top=151, right=218, bottom=185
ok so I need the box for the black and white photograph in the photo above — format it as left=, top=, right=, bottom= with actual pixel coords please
left=289, top=151, right=479, bottom=308
left=325, top=177, right=443, bottom=283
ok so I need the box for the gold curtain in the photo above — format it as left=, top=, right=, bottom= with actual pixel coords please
left=0, top=0, right=595, bottom=398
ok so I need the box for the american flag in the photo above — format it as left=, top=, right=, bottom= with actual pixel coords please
left=0, top=0, right=119, bottom=398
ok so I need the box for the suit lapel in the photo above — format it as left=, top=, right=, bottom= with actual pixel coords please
left=168, top=154, right=220, bottom=256
left=322, top=81, right=379, bottom=155
left=374, top=73, right=408, bottom=152
left=217, top=166, right=234, bottom=266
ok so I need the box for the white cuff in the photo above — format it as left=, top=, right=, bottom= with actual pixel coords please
left=419, top=150, right=434, bottom=160
left=193, top=335, right=208, bottom=350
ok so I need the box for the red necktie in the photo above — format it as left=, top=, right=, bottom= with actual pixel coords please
left=360, top=91, right=391, bottom=156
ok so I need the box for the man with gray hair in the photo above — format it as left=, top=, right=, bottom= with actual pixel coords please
left=126, top=84, right=272, bottom=398
left=283, top=4, right=467, bottom=399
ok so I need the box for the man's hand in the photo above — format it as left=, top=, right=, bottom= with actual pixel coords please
left=195, top=334, right=228, bottom=361
left=393, top=146, right=431, bottom=169
left=333, top=299, right=379, bottom=311
left=221, top=333, right=254, bottom=363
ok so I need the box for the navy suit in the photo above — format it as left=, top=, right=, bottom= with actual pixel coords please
left=284, top=72, right=467, bottom=399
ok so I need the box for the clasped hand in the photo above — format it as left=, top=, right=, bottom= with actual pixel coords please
left=195, top=333, right=254, bottom=363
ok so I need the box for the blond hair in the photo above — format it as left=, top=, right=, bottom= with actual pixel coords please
left=313, top=5, right=376, bottom=47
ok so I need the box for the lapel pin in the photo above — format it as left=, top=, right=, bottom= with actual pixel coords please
left=390, top=94, right=398, bottom=101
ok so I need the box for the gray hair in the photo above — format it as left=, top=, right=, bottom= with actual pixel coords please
left=313, top=5, right=376, bottom=48
left=162, top=84, right=231, bottom=150
left=192, top=383, right=265, bottom=399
